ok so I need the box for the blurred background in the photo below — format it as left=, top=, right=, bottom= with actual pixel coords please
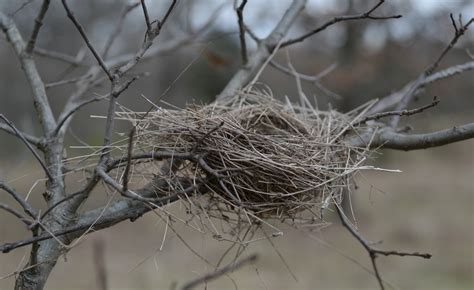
left=0, top=0, right=473, bottom=289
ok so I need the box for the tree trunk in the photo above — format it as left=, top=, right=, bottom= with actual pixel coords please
left=15, top=240, right=62, bottom=290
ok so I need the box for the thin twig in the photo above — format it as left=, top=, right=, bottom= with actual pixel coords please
left=0, top=183, right=187, bottom=253
left=368, top=61, right=474, bottom=115
left=355, top=96, right=439, bottom=126
left=181, top=254, right=257, bottom=290
left=217, top=0, right=306, bottom=100
left=236, top=0, right=249, bottom=65
left=336, top=205, right=431, bottom=290
left=0, top=182, right=38, bottom=219
left=0, top=115, right=53, bottom=181
left=45, top=75, right=89, bottom=89
left=25, top=0, right=50, bottom=54
left=426, top=14, right=474, bottom=76
left=115, top=0, right=177, bottom=77
left=390, top=14, right=473, bottom=127
left=0, top=12, right=57, bottom=134
left=34, top=47, right=85, bottom=66
left=54, top=96, right=107, bottom=136
left=0, top=203, right=32, bottom=226
left=160, top=0, right=177, bottom=27
left=40, top=191, right=86, bottom=221
left=140, top=0, right=152, bottom=33
left=0, top=122, right=44, bottom=150
left=102, top=2, right=140, bottom=59
left=281, top=0, right=401, bottom=48
left=61, top=0, right=113, bottom=81
left=122, top=127, right=136, bottom=192
left=98, top=76, right=139, bottom=164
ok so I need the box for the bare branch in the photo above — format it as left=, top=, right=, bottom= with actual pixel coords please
left=236, top=0, right=249, bottom=65
left=34, top=47, right=86, bottom=66
left=160, top=0, right=178, bottom=27
left=217, top=0, right=307, bottom=101
left=368, top=61, right=474, bottom=115
left=61, top=0, right=113, bottom=81
left=54, top=96, right=105, bottom=136
left=0, top=174, right=192, bottom=253
left=426, top=14, right=474, bottom=76
left=0, top=12, right=56, bottom=134
left=0, top=122, right=44, bottom=150
left=0, top=115, right=53, bottom=181
left=0, top=182, right=38, bottom=219
left=351, top=122, right=474, bottom=150
left=40, top=191, right=85, bottom=221
left=102, top=2, right=140, bottom=59
left=181, top=254, right=258, bottom=290
left=102, top=3, right=224, bottom=71
left=25, top=0, right=50, bottom=54
left=281, top=0, right=401, bottom=48
left=389, top=14, right=473, bottom=127
left=336, top=205, right=431, bottom=290
left=140, top=0, right=153, bottom=33
left=45, top=75, right=89, bottom=89
left=98, top=77, right=139, bottom=164
left=113, top=1, right=177, bottom=78
left=354, top=96, right=439, bottom=126
left=0, top=203, right=32, bottom=227
left=122, top=127, right=136, bottom=193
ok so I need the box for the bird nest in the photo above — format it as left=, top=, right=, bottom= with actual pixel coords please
left=121, top=90, right=369, bottom=223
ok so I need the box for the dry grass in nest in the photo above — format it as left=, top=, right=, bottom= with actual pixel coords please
left=118, top=89, right=371, bottom=227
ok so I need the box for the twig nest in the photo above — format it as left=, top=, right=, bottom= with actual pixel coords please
left=129, top=90, right=368, bottom=220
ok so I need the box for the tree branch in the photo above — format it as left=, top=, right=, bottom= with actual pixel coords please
left=102, top=2, right=140, bottom=59
left=0, top=115, right=53, bottom=181
left=281, top=0, right=401, bottom=48
left=122, top=127, right=136, bottom=193
left=0, top=182, right=38, bottom=219
left=25, top=0, right=50, bottom=54
left=236, top=0, right=249, bottom=65
left=34, top=46, right=86, bottom=66
left=354, top=96, right=439, bottom=126
left=61, top=0, right=113, bottom=81
left=139, top=0, right=152, bottom=33
left=336, top=205, right=431, bottom=290
left=0, top=12, right=56, bottom=134
left=389, top=14, right=473, bottom=127
left=54, top=96, right=106, bottom=136
left=0, top=203, right=32, bottom=227
left=368, top=61, right=474, bottom=115
left=217, top=0, right=307, bottom=101
left=0, top=174, right=195, bottom=253
left=351, top=123, right=474, bottom=150
left=0, top=122, right=44, bottom=150
left=115, top=0, right=177, bottom=77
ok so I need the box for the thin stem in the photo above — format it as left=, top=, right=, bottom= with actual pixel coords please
left=25, top=0, right=50, bottom=54
left=0, top=182, right=38, bottom=219
left=281, top=0, right=401, bottom=48
left=61, top=0, right=113, bottom=81
left=0, top=115, right=53, bottom=181
left=236, top=0, right=248, bottom=65
left=336, top=205, right=431, bottom=290
left=140, top=0, right=152, bottom=32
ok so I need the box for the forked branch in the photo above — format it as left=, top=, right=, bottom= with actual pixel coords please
left=336, top=205, right=431, bottom=290
left=281, top=0, right=401, bottom=48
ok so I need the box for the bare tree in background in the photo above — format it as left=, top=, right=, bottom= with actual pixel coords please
left=0, top=1, right=473, bottom=289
